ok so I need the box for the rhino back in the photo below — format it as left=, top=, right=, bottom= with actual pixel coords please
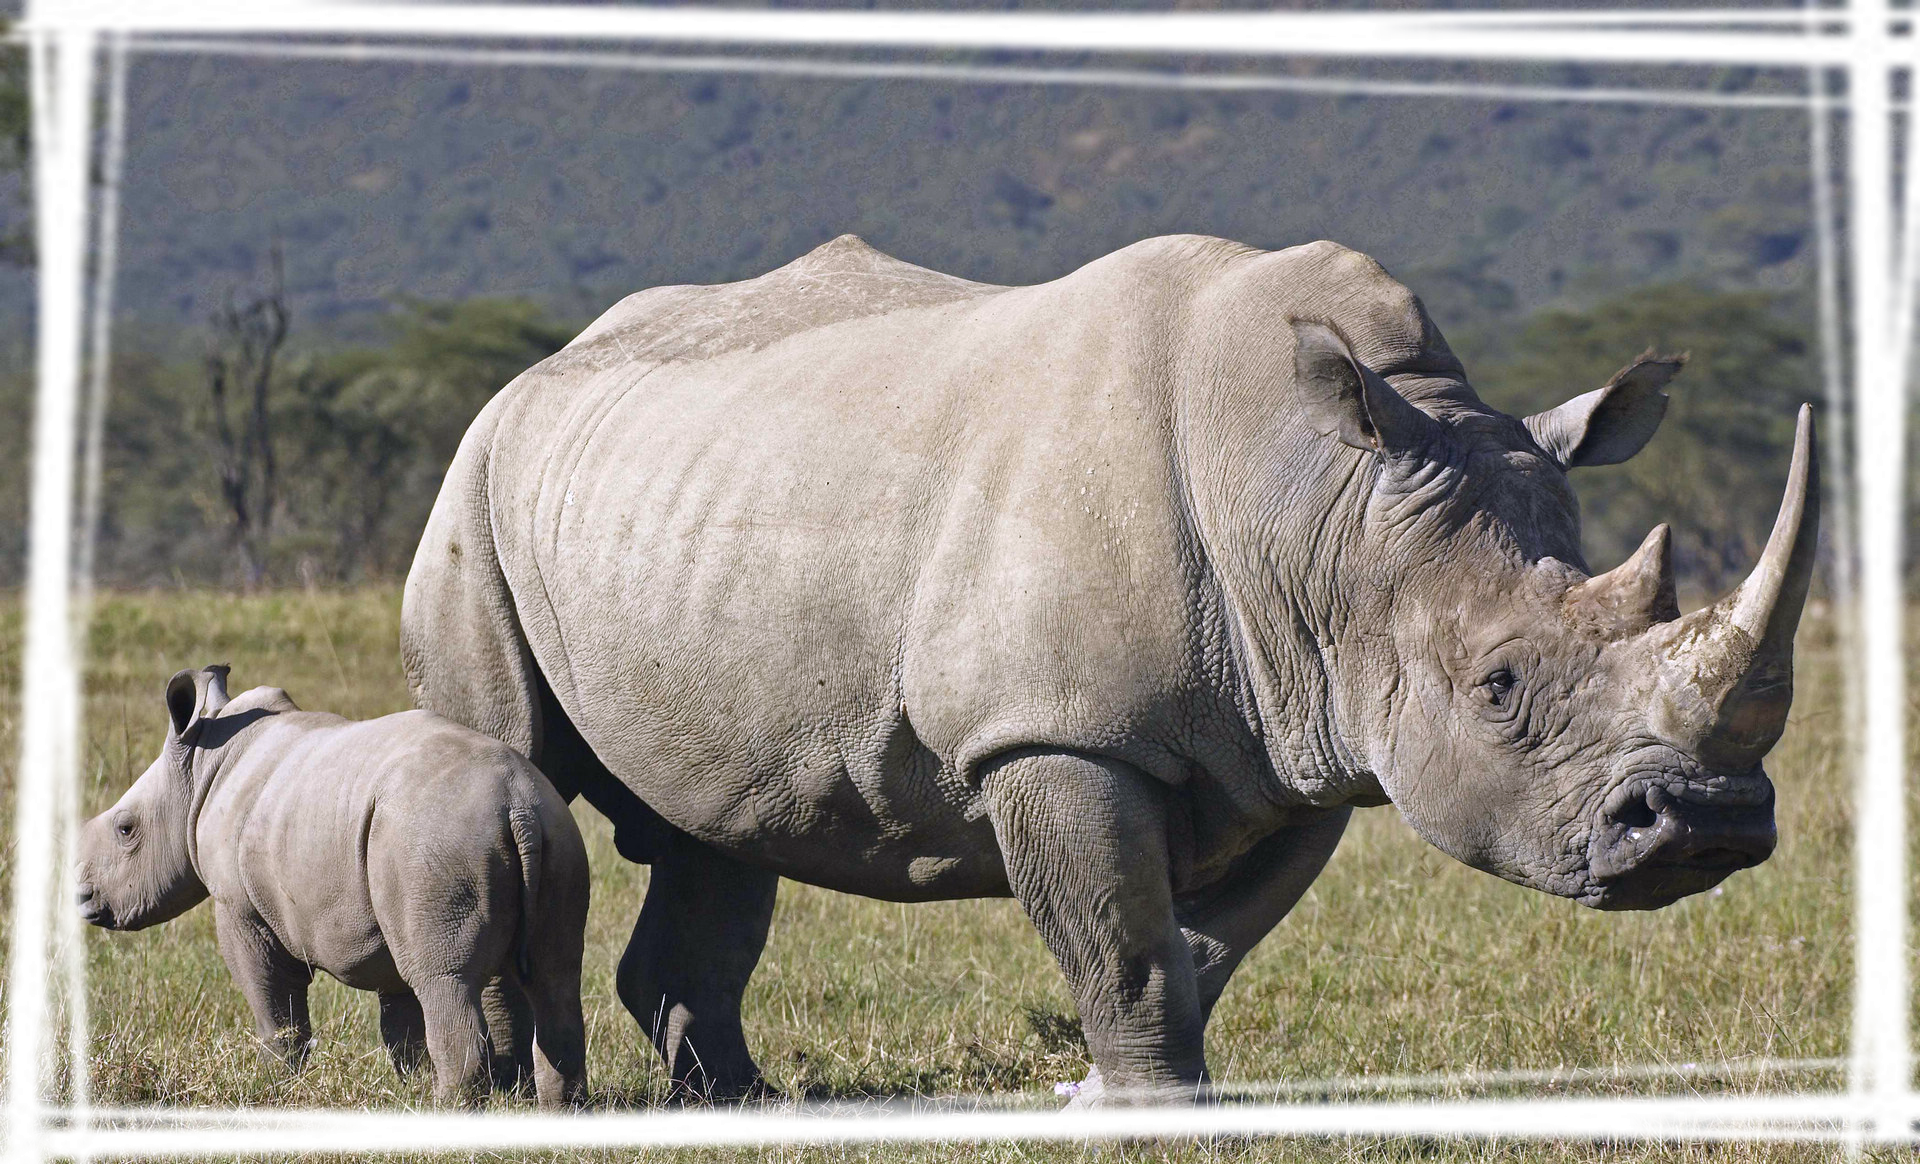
left=550, top=234, right=998, bottom=376
left=469, top=237, right=1269, bottom=895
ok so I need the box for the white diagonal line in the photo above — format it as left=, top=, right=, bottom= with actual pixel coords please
left=1842, top=0, right=1909, bottom=1142
left=129, top=37, right=1817, bottom=111
left=26, top=1, right=1868, bottom=69
left=34, top=1092, right=1881, bottom=1156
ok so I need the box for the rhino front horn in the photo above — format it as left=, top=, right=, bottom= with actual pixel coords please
left=1650, top=404, right=1819, bottom=768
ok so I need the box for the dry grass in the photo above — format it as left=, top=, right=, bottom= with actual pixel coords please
left=0, top=588, right=1874, bottom=1160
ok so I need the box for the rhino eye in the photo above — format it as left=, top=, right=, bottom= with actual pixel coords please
left=1481, top=669, right=1517, bottom=705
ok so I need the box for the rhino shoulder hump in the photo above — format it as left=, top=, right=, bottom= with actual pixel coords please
left=1262, top=239, right=1463, bottom=382
left=561, top=233, right=997, bottom=368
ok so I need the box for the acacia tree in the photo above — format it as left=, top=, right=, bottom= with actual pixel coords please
left=201, top=248, right=290, bottom=589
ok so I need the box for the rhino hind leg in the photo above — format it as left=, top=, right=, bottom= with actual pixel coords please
left=617, top=828, right=779, bottom=1102
left=524, top=963, right=589, bottom=1108
left=378, top=989, right=429, bottom=1078
left=415, top=976, right=493, bottom=1107
left=480, top=977, right=536, bottom=1095
left=523, top=795, right=591, bottom=1109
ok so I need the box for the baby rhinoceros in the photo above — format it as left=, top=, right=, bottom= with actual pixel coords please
left=75, top=665, right=590, bottom=1107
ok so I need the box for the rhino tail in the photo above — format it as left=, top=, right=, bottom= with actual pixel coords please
left=507, top=803, right=542, bottom=982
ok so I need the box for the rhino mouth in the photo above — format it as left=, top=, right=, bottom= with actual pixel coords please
left=75, top=885, right=117, bottom=930
left=1584, top=775, right=1775, bottom=911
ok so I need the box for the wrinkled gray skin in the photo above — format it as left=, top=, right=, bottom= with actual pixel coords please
left=402, top=234, right=1817, bottom=1104
left=75, top=667, right=591, bottom=1107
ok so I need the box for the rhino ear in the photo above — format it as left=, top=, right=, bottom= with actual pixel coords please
left=1523, top=350, right=1683, bottom=469
left=1290, top=320, right=1438, bottom=458
left=165, top=665, right=231, bottom=746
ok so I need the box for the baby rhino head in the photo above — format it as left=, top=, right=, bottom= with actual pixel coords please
left=75, top=666, right=233, bottom=931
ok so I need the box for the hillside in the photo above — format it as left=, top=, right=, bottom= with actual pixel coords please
left=0, top=45, right=1817, bottom=353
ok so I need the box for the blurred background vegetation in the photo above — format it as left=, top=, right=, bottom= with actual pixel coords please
left=0, top=43, right=1845, bottom=596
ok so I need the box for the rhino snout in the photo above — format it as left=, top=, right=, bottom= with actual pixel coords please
left=74, top=881, right=114, bottom=929
left=1585, top=777, right=1776, bottom=910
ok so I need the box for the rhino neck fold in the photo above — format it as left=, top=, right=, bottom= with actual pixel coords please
left=181, top=709, right=277, bottom=885
left=182, top=737, right=230, bottom=888
left=1188, top=439, right=1388, bottom=810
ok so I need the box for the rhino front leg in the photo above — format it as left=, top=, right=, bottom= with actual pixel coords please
left=983, top=750, right=1206, bottom=1103
left=213, top=903, right=314, bottom=1071
left=1177, top=807, right=1351, bottom=1021
left=617, top=827, right=779, bottom=1102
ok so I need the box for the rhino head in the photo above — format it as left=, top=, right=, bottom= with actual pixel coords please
left=74, top=667, right=230, bottom=931
left=1291, top=321, right=1815, bottom=910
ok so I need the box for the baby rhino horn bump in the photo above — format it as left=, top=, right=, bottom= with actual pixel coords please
left=1650, top=405, right=1819, bottom=767
left=1566, top=523, right=1679, bottom=632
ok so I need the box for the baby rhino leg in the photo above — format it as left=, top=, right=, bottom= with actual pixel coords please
left=481, top=977, right=536, bottom=1095
left=521, top=788, right=591, bottom=1108
left=214, top=903, right=313, bottom=1070
left=413, top=976, right=491, bottom=1106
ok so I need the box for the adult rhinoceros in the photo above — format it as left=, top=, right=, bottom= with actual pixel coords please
left=402, top=234, right=1815, bottom=1103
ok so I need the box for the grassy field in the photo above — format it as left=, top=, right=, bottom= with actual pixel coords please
left=0, top=588, right=1876, bottom=1160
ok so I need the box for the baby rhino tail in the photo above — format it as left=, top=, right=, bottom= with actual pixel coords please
left=507, top=804, right=542, bottom=981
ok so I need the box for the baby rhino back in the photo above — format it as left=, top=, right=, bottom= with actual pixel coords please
left=223, top=709, right=581, bottom=992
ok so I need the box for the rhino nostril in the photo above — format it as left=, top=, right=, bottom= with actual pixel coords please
left=1614, top=794, right=1658, bottom=830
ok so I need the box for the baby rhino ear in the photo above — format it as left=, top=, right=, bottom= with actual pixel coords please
left=164, top=665, right=231, bottom=745
left=1524, top=350, right=1684, bottom=469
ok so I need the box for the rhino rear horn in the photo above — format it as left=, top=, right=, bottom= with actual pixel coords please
left=1566, top=523, right=1680, bottom=632
left=1290, top=320, right=1439, bottom=459
left=1650, top=405, right=1819, bottom=767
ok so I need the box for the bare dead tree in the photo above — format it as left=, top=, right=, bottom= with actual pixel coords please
left=203, top=246, right=290, bottom=589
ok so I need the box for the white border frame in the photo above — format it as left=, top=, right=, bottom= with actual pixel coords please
left=4, top=1, right=1908, bottom=1155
